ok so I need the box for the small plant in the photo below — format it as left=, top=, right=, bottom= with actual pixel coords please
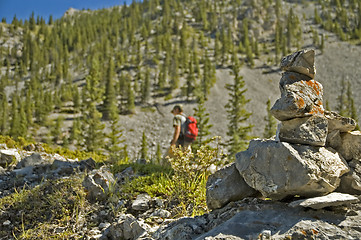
left=0, top=177, right=89, bottom=239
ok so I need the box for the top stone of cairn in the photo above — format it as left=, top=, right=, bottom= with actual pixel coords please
left=280, top=49, right=316, bottom=79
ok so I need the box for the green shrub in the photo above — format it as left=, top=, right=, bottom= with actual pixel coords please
left=0, top=177, right=88, bottom=239
left=120, top=142, right=224, bottom=217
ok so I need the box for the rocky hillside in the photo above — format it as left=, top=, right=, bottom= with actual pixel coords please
left=0, top=0, right=361, bottom=159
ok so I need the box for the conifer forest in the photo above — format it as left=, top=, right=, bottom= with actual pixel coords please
left=0, top=0, right=361, bottom=158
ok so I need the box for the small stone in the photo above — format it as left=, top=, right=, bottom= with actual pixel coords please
left=289, top=192, right=359, bottom=209
left=132, top=193, right=151, bottom=211
left=98, top=222, right=111, bottom=230
left=3, top=220, right=11, bottom=225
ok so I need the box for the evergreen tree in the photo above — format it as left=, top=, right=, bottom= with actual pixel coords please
left=18, top=99, right=28, bottom=138
left=81, top=104, right=105, bottom=152
left=183, top=60, right=196, bottom=102
left=155, top=143, right=162, bottom=165
left=141, top=67, right=151, bottom=103
left=69, top=117, right=82, bottom=145
left=263, top=99, right=277, bottom=138
left=0, top=92, right=8, bottom=134
left=140, top=131, right=148, bottom=160
left=126, top=82, right=136, bottom=114
left=9, top=95, right=20, bottom=138
left=102, top=58, right=118, bottom=120
left=106, top=115, right=125, bottom=163
left=193, top=96, right=213, bottom=150
left=81, top=58, right=105, bottom=152
left=225, top=51, right=253, bottom=156
left=51, top=116, right=64, bottom=144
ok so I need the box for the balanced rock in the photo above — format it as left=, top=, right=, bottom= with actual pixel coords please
left=325, top=111, right=356, bottom=132
left=337, top=158, right=361, bottom=195
left=206, top=163, right=258, bottom=210
left=278, top=115, right=328, bottom=146
left=235, top=139, right=349, bottom=200
left=271, top=72, right=324, bottom=121
left=280, top=49, right=316, bottom=78
left=289, top=192, right=359, bottom=209
left=335, top=131, right=361, bottom=161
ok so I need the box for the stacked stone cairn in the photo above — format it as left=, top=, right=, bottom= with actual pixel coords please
left=206, top=49, right=361, bottom=210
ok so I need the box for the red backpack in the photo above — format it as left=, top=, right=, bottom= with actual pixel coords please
left=184, top=116, right=198, bottom=142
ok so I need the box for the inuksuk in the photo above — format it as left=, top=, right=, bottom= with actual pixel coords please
left=206, top=49, right=361, bottom=210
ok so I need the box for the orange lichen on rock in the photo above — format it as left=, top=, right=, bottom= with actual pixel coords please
left=296, top=97, right=305, bottom=109
left=309, top=105, right=325, bottom=115
left=304, top=80, right=322, bottom=96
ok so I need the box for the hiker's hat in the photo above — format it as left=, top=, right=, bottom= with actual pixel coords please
left=171, top=104, right=183, bottom=113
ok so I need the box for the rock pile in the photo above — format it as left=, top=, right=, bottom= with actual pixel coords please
left=207, top=49, right=361, bottom=209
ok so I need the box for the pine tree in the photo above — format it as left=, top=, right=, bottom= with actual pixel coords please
left=81, top=105, right=105, bottom=152
left=0, top=91, right=8, bottom=134
left=18, top=99, right=28, bottom=138
left=263, top=99, right=277, bottom=138
left=126, top=82, right=136, bottom=114
left=141, top=67, right=151, bottom=103
left=51, top=116, right=63, bottom=144
left=69, top=117, right=81, bottom=145
left=193, top=96, right=213, bottom=150
left=336, top=78, right=347, bottom=116
left=9, top=95, right=20, bottom=138
left=346, top=81, right=360, bottom=130
left=155, top=143, right=162, bottom=165
left=106, top=115, right=125, bottom=163
left=102, top=58, right=118, bottom=120
left=140, top=131, right=148, bottom=160
left=225, top=51, right=253, bottom=156
left=81, top=58, right=105, bottom=152
left=183, top=60, right=195, bottom=102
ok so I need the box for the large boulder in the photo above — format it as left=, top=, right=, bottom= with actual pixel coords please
left=280, top=49, right=316, bottom=78
left=278, top=115, right=328, bottom=146
left=271, top=74, right=324, bottom=121
left=235, top=139, right=349, bottom=200
left=206, top=163, right=258, bottom=210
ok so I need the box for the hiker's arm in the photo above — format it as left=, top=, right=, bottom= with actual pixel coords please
left=171, top=125, right=181, bottom=146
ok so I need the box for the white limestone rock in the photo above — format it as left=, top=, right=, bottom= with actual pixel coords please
left=206, top=163, right=258, bottom=210
left=280, top=49, right=316, bottom=78
left=235, top=139, right=349, bottom=200
left=289, top=192, right=359, bottom=209
left=278, top=115, right=328, bottom=146
left=325, top=111, right=356, bottom=132
left=335, top=131, right=361, bottom=161
left=271, top=74, right=324, bottom=121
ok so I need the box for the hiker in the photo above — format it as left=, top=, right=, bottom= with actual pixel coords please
left=170, top=104, right=191, bottom=149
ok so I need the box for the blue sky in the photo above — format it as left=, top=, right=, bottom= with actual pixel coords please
left=0, top=0, right=134, bottom=23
